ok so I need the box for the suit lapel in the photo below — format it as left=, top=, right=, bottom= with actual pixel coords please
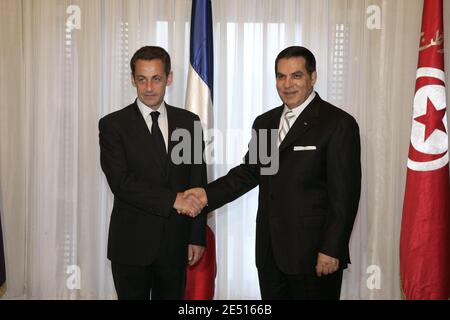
left=166, top=104, right=177, bottom=157
left=270, top=106, right=284, bottom=130
left=278, top=94, right=321, bottom=153
left=267, top=106, right=284, bottom=154
left=166, top=104, right=181, bottom=181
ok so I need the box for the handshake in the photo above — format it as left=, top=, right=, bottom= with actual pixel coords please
left=173, top=188, right=208, bottom=218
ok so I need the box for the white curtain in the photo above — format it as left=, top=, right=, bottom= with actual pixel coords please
left=1, top=0, right=450, bottom=299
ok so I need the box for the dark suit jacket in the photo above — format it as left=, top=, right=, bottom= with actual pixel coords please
left=205, top=94, right=361, bottom=275
left=99, top=101, right=207, bottom=267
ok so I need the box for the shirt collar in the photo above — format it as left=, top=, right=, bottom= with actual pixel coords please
left=282, top=90, right=316, bottom=117
left=136, top=98, right=166, bottom=120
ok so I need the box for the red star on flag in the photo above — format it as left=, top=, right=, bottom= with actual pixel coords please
left=414, top=97, right=447, bottom=141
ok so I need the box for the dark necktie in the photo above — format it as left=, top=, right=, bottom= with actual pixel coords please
left=150, top=111, right=168, bottom=168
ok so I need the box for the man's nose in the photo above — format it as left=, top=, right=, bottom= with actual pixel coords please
left=145, top=81, right=154, bottom=92
left=284, top=76, right=293, bottom=88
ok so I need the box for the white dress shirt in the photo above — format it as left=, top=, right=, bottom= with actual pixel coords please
left=278, top=91, right=316, bottom=147
left=137, top=98, right=169, bottom=151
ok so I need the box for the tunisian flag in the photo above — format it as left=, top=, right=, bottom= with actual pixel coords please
left=400, top=0, right=450, bottom=300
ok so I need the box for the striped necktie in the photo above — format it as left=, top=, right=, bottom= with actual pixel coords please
left=278, top=110, right=295, bottom=146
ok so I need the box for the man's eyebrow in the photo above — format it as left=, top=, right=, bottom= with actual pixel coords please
left=276, top=70, right=304, bottom=76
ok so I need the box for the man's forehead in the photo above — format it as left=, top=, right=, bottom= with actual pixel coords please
left=279, top=56, right=306, bottom=66
left=136, top=59, right=164, bottom=70
left=135, top=64, right=165, bottom=77
left=277, top=57, right=307, bottom=71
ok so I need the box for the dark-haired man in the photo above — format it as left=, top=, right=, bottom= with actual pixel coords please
left=99, top=46, right=207, bottom=299
left=183, top=46, right=361, bottom=299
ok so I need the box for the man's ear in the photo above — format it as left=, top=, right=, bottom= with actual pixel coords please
left=131, top=74, right=136, bottom=88
left=311, top=71, right=317, bottom=86
left=166, top=71, right=173, bottom=86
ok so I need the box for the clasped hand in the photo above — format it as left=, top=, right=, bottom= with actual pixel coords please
left=173, top=188, right=208, bottom=217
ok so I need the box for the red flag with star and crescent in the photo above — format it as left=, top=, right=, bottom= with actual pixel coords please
left=400, top=0, right=450, bottom=300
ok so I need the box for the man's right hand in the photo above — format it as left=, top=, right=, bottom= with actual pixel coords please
left=173, top=192, right=204, bottom=216
left=180, top=188, right=208, bottom=217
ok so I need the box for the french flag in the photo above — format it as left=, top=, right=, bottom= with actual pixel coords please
left=184, top=0, right=217, bottom=300
left=185, top=0, right=214, bottom=128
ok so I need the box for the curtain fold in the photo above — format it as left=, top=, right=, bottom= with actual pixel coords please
left=1, top=0, right=449, bottom=299
left=0, top=0, right=26, bottom=299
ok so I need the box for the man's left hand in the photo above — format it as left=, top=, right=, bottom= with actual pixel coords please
left=188, top=244, right=205, bottom=266
left=315, top=252, right=339, bottom=277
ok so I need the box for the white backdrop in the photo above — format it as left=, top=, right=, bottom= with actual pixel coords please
left=1, top=0, right=450, bottom=299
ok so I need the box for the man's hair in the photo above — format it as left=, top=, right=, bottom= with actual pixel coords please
left=275, top=46, right=316, bottom=75
left=130, top=46, right=171, bottom=77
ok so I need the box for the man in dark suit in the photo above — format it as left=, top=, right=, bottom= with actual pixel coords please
left=183, top=46, right=361, bottom=299
left=99, top=46, right=207, bottom=300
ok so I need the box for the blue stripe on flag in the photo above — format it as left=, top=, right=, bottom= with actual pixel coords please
left=190, top=0, right=214, bottom=100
